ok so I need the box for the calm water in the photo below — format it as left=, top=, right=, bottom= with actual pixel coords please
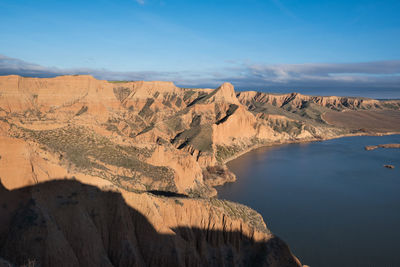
left=217, top=135, right=400, bottom=267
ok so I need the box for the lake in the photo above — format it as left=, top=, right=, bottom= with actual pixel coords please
left=217, top=135, right=400, bottom=267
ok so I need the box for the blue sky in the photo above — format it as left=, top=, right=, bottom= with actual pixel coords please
left=1, top=0, right=400, bottom=97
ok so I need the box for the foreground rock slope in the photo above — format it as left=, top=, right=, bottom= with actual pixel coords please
left=0, top=180, right=301, bottom=267
left=1, top=75, right=400, bottom=266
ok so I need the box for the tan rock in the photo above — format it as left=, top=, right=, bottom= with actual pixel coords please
left=2, top=74, right=400, bottom=266
left=0, top=180, right=302, bottom=267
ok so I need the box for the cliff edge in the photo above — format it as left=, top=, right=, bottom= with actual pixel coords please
left=1, top=75, right=400, bottom=266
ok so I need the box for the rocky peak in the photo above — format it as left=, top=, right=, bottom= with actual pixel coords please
left=203, top=82, right=240, bottom=105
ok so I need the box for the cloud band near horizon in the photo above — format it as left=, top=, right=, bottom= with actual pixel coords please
left=1, top=54, right=400, bottom=95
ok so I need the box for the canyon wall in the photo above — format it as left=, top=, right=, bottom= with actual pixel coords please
left=0, top=179, right=301, bottom=267
left=1, top=75, right=400, bottom=266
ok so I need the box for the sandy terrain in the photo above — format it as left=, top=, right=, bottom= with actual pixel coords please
left=323, top=110, right=400, bottom=132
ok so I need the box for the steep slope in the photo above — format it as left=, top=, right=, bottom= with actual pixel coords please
left=1, top=75, right=399, bottom=196
left=237, top=91, right=386, bottom=111
left=0, top=180, right=301, bottom=267
left=0, top=75, right=211, bottom=196
left=2, top=75, right=400, bottom=266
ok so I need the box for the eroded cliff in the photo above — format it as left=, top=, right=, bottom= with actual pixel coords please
left=0, top=180, right=301, bottom=267
left=1, top=75, right=400, bottom=266
left=2, top=75, right=399, bottom=196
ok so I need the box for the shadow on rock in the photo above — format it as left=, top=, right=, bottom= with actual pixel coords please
left=0, top=179, right=300, bottom=267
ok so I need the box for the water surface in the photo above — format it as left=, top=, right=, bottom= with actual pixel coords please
left=217, top=135, right=400, bottom=267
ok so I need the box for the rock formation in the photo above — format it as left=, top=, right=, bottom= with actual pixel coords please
left=0, top=180, right=301, bottom=267
left=236, top=91, right=394, bottom=111
left=1, top=75, right=400, bottom=266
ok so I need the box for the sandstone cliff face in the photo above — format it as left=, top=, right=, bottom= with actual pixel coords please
left=1, top=75, right=398, bottom=197
left=236, top=91, right=383, bottom=111
left=2, top=75, right=400, bottom=266
left=0, top=180, right=301, bottom=267
left=0, top=75, right=120, bottom=122
left=0, top=75, right=208, bottom=196
left=0, top=75, right=306, bottom=266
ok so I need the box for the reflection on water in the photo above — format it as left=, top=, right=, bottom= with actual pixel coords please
left=217, top=135, right=400, bottom=267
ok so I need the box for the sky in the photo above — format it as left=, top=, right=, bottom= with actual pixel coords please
left=1, top=0, right=400, bottom=98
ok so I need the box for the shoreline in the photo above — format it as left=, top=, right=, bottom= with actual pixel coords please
left=215, top=128, right=400, bottom=267
left=221, top=130, right=400, bottom=171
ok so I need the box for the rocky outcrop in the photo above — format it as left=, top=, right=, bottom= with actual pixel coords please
left=0, top=75, right=308, bottom=266
left=0, top=180, right=301, bottom=267
left=2, top=75, right=400, bottom=266
left=202, top=82, right=240, bottom=105
left=237, top=91, right=383, bottom=111
left=202, top=165, right=236, bottom=187
left=1, top=75, right=399, bottom=196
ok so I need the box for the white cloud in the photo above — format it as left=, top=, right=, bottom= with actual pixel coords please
left=1, top=54, right=400, bottom=95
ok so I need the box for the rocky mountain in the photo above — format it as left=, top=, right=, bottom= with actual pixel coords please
left=1, top=75, right=399, bottom=266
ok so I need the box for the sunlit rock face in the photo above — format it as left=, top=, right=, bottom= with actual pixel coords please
left=1, top=75, right=400, bottom=266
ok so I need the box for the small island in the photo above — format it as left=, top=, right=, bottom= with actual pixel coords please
left=384, top=165, right=395, bottom=169
left=365, top=144, right=400, bottom=151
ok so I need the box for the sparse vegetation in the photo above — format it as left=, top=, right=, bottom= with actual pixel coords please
left=105, top=124, right=120, bottom=133
left=174, top=199, right=184, bottom=206
left=175, top=97, right=182, bottom=107
left=138, top=98, right=155, bottom=118
left=268, top=119, right=303, bottom=135
left=16, top=126, right=176, bottom=192
left=113, top=87, right=132, bottom=102
left=216, top=144, right=242, bottom=163
left=210, top=198, right=269, bottom=234
left=165, top=116, right=184, bottom=132
left=162, top=98, right=172, bottom=108
left=183, top=90, right=196, bottom=102
left=108, top=80, right=132, bottom=83
left=137, top=122, right=155, bottom=136
left=173, top=124, right=213, bottom=152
